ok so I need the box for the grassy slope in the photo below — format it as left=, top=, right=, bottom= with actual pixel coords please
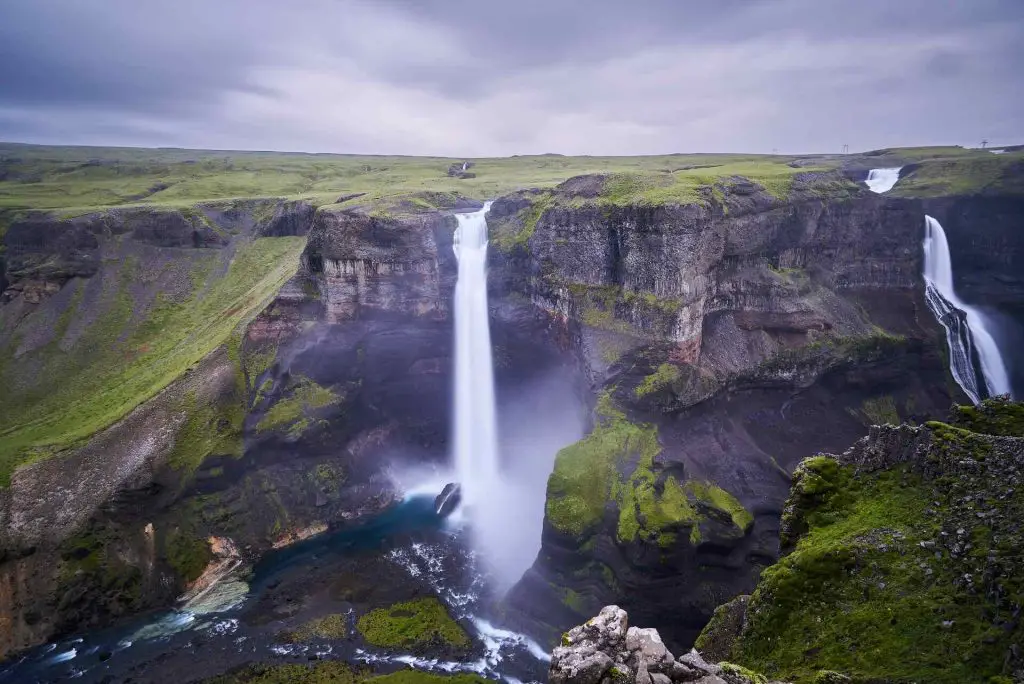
left=707, top=398, right=1024, bottom=683
left=0, top=235, right=305, bottom=483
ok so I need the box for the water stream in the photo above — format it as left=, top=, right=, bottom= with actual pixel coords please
left=922, top=215, right=1011, bottom=403
left=864, top=167, right=902, bottom=193
left=452, top=203, right=499, bottom=511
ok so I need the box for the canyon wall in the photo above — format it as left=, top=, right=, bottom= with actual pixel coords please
left=490, top=173, right=964, bottom=650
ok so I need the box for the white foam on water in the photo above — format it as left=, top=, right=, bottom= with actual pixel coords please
left=864, top=167, right=902, bottom=193
left=48, top=648, right=77, bottom=664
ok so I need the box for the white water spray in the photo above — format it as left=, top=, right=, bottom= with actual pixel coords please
left=453, top=203, right=499, bottom=510
left=922, top=215, right=1011, bottom=403
left=864, top=167, right=902, bottom=193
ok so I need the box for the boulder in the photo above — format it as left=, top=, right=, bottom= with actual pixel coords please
left=549, top=606, right=786, bottom=684
left=434, top=483, right=462, bottom=518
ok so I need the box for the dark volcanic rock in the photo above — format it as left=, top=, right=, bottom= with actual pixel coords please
left=434, top=483, right=461, bottom=518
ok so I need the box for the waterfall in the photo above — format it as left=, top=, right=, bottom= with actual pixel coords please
left=864, top=167, right=902, bottom=193
left=922, top=215, right=1011, bottom=403
left=452, top=202, right=499, bottom=510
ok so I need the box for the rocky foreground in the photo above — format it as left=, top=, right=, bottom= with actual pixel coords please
left=550, top=605, right=787, bottom=684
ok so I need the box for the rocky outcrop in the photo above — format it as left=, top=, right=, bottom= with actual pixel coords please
left=550, top=605, right=784, bottom=684
left=694, top=397, right=1024, bottom=683
left=302, top=206, right=457, bottom=322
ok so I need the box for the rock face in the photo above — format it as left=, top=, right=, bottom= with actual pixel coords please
left=495, top=175, right=962, bottom=651
left=550, top=605, right=784, bottom=684
left=0, top=194, right=585, bottom=659
left=694, top=397, right=1024, bottom=683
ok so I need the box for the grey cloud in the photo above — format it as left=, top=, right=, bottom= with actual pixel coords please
left=0, top=0, right=1021, bottom=154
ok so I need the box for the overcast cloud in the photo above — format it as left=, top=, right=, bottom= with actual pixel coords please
left=1, top=0, right=1021, bottom=155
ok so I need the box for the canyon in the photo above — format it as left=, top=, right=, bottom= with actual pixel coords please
left=0, top=145, right=1021, bottom=682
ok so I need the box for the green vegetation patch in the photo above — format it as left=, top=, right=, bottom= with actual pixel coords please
left=748, top=330, right=908, bottom=381
left=0, top=236, right=305, bottom=484
left=635, top=363, right=683, bottom=398
left=356, top=597, right=470, bottom=651
left=545, top=393, right=658, bottom=537
left=720, top=413, right=1024, bottom=683
left=280, top=613, right=349, bottom=642
left=850, top=395, right=900, bottom=426
left=889, top=151, right=1024, bottom=198
left=589, top=161, right=817, bottom=207
left=547, top=391, right=751, bottom=546
left=163, top=527, right=213, bottom=583
left=256, top=376, right=340, bottom=436
left=947, top=395, right=1024, bottom=437
left=490, top=192, right=554, bottom=252
left=166, top=388, right=245, bottom=478
left=205, top=661, right=487, bottom=684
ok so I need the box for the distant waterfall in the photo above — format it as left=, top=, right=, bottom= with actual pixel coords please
left=865, top=167, right=902, bottom=193
left=922, top=215, right=1011, bottom=403
left=452, top=203, right=499, bottom=510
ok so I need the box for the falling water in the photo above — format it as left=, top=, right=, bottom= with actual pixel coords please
left=922, top=215, right=1011, bottom=403
left=864, top=167, right=902, bottom=193
left=452, top=202, right=499, bottom=510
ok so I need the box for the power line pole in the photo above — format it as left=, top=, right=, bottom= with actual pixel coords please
left=981, top=139, right=988, bottom=149
left=842, top=144, right=849, bottom=154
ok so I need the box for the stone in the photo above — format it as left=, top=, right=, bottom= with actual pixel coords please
left=434, top=482, right=461, bottom=518
left=549, top=608, right=782, bottom=684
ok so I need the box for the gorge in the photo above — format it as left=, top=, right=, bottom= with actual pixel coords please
left=0, top=145, right=1022, bottom=683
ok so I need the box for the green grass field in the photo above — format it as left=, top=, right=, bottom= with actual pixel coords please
left=0, top=235, right=305, bottom=483
left=3, top=143, right=1015, bottom=216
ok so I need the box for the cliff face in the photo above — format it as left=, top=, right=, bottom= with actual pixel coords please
left=0, top=199, right=317, bottom=656
left=0, top=197, right=582, bottom=659
left=695, top=398, right=1024, bottom=683
left=493, top=175, right=960, bottom=650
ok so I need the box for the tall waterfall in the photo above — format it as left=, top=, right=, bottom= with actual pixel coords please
left=864, top=167, right=902, bottom=193
left=452, top=202, right=499, bottom=510
left=922, top=215, right=1011, bottom=403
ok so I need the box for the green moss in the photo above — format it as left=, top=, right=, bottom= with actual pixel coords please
left=356, top=598, right=470, bottom=650
left=167, top=387, right=245, bottom=478
left=948, top=395, right=1024, bottom=437
left=687, top=481, right=755, bottom=532
left=164, top=527, right=212, bottom=583
left=889, top=153, right=1024, bottom=198
left=560, top=587, right=589, bottom=614
left=853, top=395, right=900, bottom=426
left=719, top=663, right=768, bottom=684
left=546, top=392, right=659, bottom=537
left=0, top=236, right=305, bottom=484
left=281, top=613, right=349, bottom=642
left=749, top=331, right=908, bottom=380
left=726, top=416, right=1024, bottom=683
left=257, top=376, right=340, bottom=435
left=635, top=363, right=682, bottom=398
left=370, top=672, right=487, bottom=684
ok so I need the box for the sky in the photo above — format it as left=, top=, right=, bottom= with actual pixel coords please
left=1, top=0, right=1022, bottom=156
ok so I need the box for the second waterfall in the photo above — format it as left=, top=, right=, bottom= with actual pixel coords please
left=452, top=202, right=500, bottom=512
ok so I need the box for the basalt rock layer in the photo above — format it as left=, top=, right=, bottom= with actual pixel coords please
left=495, top=174, right=962, bottom=651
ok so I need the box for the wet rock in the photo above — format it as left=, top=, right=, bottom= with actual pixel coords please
left=434, top=482, right=462, bottom=518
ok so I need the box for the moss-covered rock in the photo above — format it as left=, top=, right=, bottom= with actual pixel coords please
left=205, top=661, right=487, bottom=684
left=700, top=401, right=1024, bottom=683
left=256, top=376, right=340, bottom=436
left=279, top=613, right=349, bottom=642
left=356, top=597, right=470, bottom=652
